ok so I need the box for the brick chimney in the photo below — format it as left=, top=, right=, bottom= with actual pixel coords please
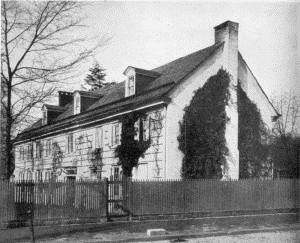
left=214, top=21, right=239, bottom=86
left=58, top=91, right=73, bottom=107
left=214, top=21, right=240, bottom=180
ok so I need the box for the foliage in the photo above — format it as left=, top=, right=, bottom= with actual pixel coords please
left=178, top=69, right=231, bottom=179
left=237, top=83, right=270, bottom=178
left=270, top=92, right=300, bottom=178
left=115, top=113, right=150, bottom=177
left=272, top=92, right=300, bottom=137
left=1, top=1, right=110, bottom=180
left=270, top=135, right=300, bottom=178
left=82, top=61, right=107, bottom=91
left=89, top=148, right=103, bottom=179
left=52, top=141, right=63, bottom=176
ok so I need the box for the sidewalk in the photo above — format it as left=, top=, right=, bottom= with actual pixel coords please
left=1, top=212, right=299, bottom=243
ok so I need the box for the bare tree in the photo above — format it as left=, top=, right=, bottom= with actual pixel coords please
left=272, top=92, right=300, bottom=137
left=1, top=1, right=110, bottom=180
left=271, top=92, right=300, bottom=178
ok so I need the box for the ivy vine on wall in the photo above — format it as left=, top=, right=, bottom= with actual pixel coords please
left=115, top=112, right=151, bottom=177
left=237, top=82, right=269, bottom=178
left=52, top=141, right=63, bottom=177
left=88, top=148, right=103, bottom=179
left=178, top=68, right=231, bottom=179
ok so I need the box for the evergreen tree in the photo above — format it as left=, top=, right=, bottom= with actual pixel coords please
left=83, top=62, right=107, bottom=91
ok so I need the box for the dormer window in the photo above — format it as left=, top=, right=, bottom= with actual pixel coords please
left=128, top=76, right=135, bottom=96
left=123, top=66, right=160, bottom=97
left=73, top=91, right=101, bottom=115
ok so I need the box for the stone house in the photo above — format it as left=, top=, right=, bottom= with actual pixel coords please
left=14, top=21, right=279, bottom=181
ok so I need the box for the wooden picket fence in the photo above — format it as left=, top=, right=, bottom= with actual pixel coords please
left=0, top=180, right=107, bottom=226
left=127, top=178, right=300, bottom=216
left=0, top=178, right=299, bottom=227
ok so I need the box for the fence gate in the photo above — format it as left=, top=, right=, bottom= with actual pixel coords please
left=106, top=176, right=130, bottom=220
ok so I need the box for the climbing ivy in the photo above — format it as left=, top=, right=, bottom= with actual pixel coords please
left=115, top=113, right=151, bottom=177
left=237, top=83, right=269, bottom=178
left=89, top=148, right=103, bottom=179
left=52, top=141, right=63, bottom=178
left=178, top=68, right=231, bottom=179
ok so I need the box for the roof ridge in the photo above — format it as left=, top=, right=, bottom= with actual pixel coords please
left=152, top=42, right=223, bottom=72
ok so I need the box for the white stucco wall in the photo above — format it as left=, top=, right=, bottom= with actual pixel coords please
left=165, top=46, right=227, bottom=179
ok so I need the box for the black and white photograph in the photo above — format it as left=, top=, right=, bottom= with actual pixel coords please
left=0, top=1, right=299, bottom=242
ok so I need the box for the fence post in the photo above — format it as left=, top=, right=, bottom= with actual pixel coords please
left=28, top=181, right=35, bottom=243
left=125, top=177, right=132, bottom=221
left=105, top=178, right=109, bottom=222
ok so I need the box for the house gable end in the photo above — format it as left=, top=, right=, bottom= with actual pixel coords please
left=238, top=52, right=279, bottom=128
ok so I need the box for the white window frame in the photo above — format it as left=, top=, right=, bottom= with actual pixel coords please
left=127, top=75, right=135, bottom=96
left=27, top=171, right=32, bottom=180
left=19, top=172, right=24, bottom=181
left=45, top=139, right=52, bottom=157
left=36, top=141, right=43, bottom=159
left=67, top=133, right=74, bottom=154
left=36, top=170, right=42, bottom=181
left=95, top=127, right=103, bottom=149
left=45, top=170, right=52, bottom=181
left=19, top=147, right=24, bottom=160
left=27, top=144, right=32, bottom=160
left=111, top=124, right=120, bottom=146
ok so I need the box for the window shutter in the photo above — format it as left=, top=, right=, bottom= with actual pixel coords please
left=65, top=135, right=69, bottom=154
left=94, top=128, right=99, bottom=149
left=143, top=117, right=150, bottom=141
left=118, top=123, right=122, bottom=144
left=33, top=143, right=36, bottom=158
left=70, top=134, right=74, bottom=153
left=99, top=127, right=103, bottom=148
left=104, top=126, right=109, bottom=147
left=134, top=119, right=140, bottom=141
left=111, top=125, right=115, bottom=146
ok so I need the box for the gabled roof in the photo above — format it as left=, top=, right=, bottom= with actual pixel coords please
left=16, top=42, right=225, bottom=142
left=123, top=66, right=161, bottom=78
left=43, top=104, right=67, bottom=112
left=75, top=90, right=103, bottom=99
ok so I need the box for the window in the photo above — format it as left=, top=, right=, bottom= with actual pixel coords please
left=75, top=97, right=80, bottom=109
left=35, top=170, right=42, bottom=181
left=95, top=127, right=103, bottom=148
left=111, top=124, right=120, bottom=146
left=67, top=134, right=74, bottom=153
left=19, top=172, right=24, bottom=181
left=127, top=76, right=135, bottom=96
left=19, top=147, right=24, bottom=160
left=65, top=167, right=77, bottom=181
left=36, top=141, right=43, bottom=159
left=45, top=170, right=52, bottom=181
left=135, top=118, right=149, bottom=141
left=27, top=171, right=32, bottom=180
left=45, top=139, right=52, bottom=157
left=140, top=118, right=150, bottom=141
left=27, top=144, right=33, bottom=160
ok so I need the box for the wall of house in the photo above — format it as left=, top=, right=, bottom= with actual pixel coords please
left=14, top=108, right=166, bottom=181
left=238, top=55, right=277, bottom=130
left=165, top=46, right=226, bottom=179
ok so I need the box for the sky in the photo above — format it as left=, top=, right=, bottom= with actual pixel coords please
left=72, top=1, right=300, bottom=99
